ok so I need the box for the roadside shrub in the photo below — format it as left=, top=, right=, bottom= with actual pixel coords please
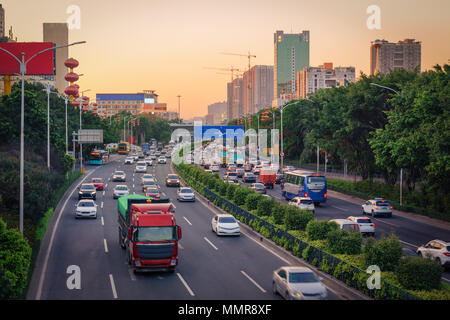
left=256, top=198, right=274, bottom=217
left=302, top=245, right=312, bottom=262
left=271, top=201, right=285, bottom=225
left=320, top=256, right=331, bottom=273
left=226, top=183, right=238, bottom=200
left=233, top=187, right=251, bottom=206
left=0, top=218, right=32, bottom=299
left=218, top=181, right=228, bottom=196
left=306, top=220, right=339, bottom=241
left=326, top=229, right=362, bottom=255
left=396, top=256, right=443, bottom=290
left=246, top=193, right=262, bottom=211
left=284, top=206, right=314, bottom=231
left=362, top=234, right=403, bottom=272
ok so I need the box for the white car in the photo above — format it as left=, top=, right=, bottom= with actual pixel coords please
left=417, top=240, right=450, bottom=269
left=329, top=219, right=360, bottom=232
left=112, top=171, right=126, bottom=182
left=75, top=199, right=97, bottom=219
left=141, top=174, right=155, bottom=185
left=362, top=198, right=393, bottom=217
left=211, top=214, right=240, bottom=236
left=211, top=164, right=220, bottom=172
left=289, top=197, right=315, bottom=214
left=132, top=153, right=139, bottom=161
left=158, top=157, right=167, bottom=164
left=124, top=157, right=134, bottom=164
left=113, top=185, right=130, bottom=199
left=177, top=187, right=196, bottom=202
left=135, top=161, right=147, bottom=173
left=272, top=266, right=327, bottom=300
left=347, top=216, right=375, bottom=236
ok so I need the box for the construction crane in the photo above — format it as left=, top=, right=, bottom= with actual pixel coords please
left=204, top=66, right=241, bottom=83
left=220, top=51, right=256, bottom=73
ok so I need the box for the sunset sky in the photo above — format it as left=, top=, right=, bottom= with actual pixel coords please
left=2, top=0, right=450, bottom=118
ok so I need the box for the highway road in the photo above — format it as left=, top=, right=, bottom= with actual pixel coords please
left=213, top=164, right=450, bottom=282
left=29, top=154, right=368, bottom=300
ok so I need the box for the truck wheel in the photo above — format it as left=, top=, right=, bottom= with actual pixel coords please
left=119, top=228, right=125, bottom=249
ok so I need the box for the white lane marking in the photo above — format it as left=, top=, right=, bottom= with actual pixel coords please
left=128, top=268, right=136, bottom=281
left=133, top=184, right=135, bottom=189
left=240, top=270, right=267, bottom=293
left=101, top=216, right=104, bottom=226
left=104, top=239, right=109, bottom=253
left=108, top=177, right=110, bottom=181
left=204, top=237, right=218, bottom=250
left=332, top=205, right=349, bottom=212
left=172, top=204, right=177, bottom=209
left=400, top=240, right=419, bottom=248
left=109, top=274, right=118, bottom=299
left=102, top=191, right=105, bottom=196
left=239, top=232, right=291, bottom=265
left=105, top=183, right=108, bottom=188
left=177, top=273, right=195, bottom=296
left=101, top=201, right=104, bottom=208
left=35, top=169, right=95, bottom=300
left=183, top=216, right=192, bottom=226
left=371, top=217, right=397, bottom=228
left=179, top=244, right=184, bottom=250
left=162, top=192, right=166, bottom=197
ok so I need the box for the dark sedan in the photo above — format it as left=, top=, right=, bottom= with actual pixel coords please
left=243, top=172, right=256, bottom=183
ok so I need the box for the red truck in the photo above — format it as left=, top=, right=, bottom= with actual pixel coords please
left=118, top=195, right=182, bottom=272
left=259, top=169, right=276, bottom=189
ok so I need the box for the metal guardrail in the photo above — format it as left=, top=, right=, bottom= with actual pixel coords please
left=176, top=165, right=422, bottom=300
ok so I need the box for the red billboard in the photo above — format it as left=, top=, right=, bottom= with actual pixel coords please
left=0, top=42, right=55, bottom=75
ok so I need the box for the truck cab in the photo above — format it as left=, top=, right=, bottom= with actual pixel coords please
left=118, top=196, right=182, bottom=272
left=259, top=169, right=276, bottom=189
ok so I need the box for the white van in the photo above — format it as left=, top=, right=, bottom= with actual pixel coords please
left=329, top=219, right=360, bottom=232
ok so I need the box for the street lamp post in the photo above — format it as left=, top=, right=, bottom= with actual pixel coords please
left=43, top=83, right=57, bottom=170
left=0, top=41, right=86, bottom=234
left=370, top=83, right=402, bottom=204
left=279, top=100, right=297, bottom=172
left=77, top=89, right=90, bottom=173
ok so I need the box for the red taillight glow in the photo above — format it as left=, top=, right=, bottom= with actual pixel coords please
left=324, top=193, right=327, bottom=198
left=443, top=252, right=450, bottom=257
left=304, top=193, right=308, bottom=197
left=371, top=224, right=375, bottom=227
left=390, top=206, right=393, bottom=209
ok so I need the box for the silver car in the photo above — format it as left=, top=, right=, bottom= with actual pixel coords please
left=113, top=185, right=129, bottom=199
left=177, top=187, right=196, bottom=202
left=272, top=266, right=328, bottom=300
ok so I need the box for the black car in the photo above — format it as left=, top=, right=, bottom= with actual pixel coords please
left=78, top=183, right=97, bottom=200
left=236, top=169, right=245, bottom=178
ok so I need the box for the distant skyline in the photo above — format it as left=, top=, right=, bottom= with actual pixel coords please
left=2, top=0, right=450, bottom=118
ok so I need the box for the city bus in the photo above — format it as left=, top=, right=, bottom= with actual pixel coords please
left=118, top=142, right=130, bottom=155
left=89, top=150, right=109, bottom=165
left=282, top=170, right=327, bottom=204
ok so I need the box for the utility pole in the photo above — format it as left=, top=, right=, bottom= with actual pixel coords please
left=177, top=95, right=181, bottom=121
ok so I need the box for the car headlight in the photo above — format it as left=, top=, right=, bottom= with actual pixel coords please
left=78, top=191, right=82, bottom=194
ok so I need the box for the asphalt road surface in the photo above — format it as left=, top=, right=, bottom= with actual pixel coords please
left=30, top=155, right=370, bottom=300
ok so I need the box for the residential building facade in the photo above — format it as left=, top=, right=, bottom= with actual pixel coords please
left=370, top=39, right=421, bottom=75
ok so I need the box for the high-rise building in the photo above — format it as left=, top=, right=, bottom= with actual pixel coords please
left=208, top=101, right=227, bottom=124
left=43, top=23, right=68, bottom=94
left=226, top=78, right=243, bottom=121
left=370, top=39, right=421, bottom=75
left=273, top=30, right=310, bottom=105
left=0, top=4, right=5, bottom=38
left=243, top=65, right=273, bottom=114
left=298, top=62, right=355, bottom=99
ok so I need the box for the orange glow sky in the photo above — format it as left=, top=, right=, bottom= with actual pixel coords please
left=3, top=0, right=450, bottom=118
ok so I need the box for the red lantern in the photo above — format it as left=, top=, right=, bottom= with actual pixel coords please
left=64, top=58, right=79, bottom=69
left=82, top=107, right=88, bottom=114
left=64, top=85, right=78, bottom=96
left=64, top=72, right=79, bottom=83
left=74, top=84, right=80, bottom=89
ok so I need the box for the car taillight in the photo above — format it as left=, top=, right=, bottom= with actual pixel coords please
left=390, top=206, right=393, bottom=209
left=371, top=224, right=375, bottom=227
left=443, top=252, right=450, bottom=257
left=375, top=206, right=379, bottom=209
left=324, top=193, right=327, bottom=198
left=304, top=193, right=308, bottom=197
